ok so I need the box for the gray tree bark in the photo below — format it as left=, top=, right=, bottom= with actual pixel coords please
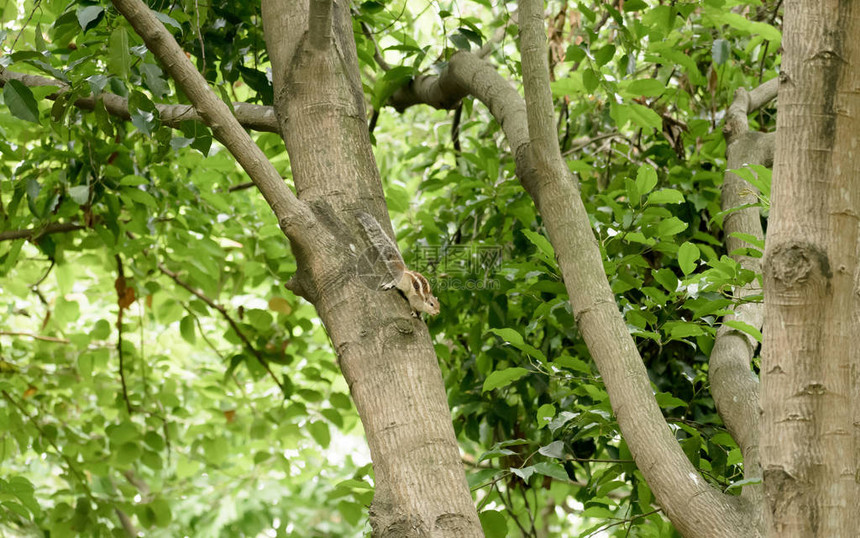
left=762, top=0, right=860, bottom=536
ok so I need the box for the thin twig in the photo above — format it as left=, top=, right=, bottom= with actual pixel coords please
left=0, top=331, right=70, bottom=343
left=115, top=255, right=134, bottom=415
left=226, top=181, right=255, bottom=192
left=157, top=263, right=290, bottom=397
left=359, top=21, right=391, bottom=71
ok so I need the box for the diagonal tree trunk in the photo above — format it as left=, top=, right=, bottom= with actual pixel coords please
left=110, top=0, right=484, bottom=535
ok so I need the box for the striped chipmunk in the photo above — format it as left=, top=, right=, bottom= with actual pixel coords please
left=356, top=211, right=440, bottom=317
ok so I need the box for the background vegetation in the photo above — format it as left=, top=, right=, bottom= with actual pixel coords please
left=0, top=0, right=779, bottom=535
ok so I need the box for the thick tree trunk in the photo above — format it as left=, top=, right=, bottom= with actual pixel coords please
left=762, top=0, right=860, bottom=536
left=260, top=1, right=483, bottom=536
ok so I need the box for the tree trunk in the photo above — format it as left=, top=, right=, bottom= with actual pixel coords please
left=762, top=0, right=860, bottom=535
left=260, top=0, right=483, bottom=535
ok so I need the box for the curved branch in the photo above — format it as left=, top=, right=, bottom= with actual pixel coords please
left=0, top=68, right=279, bottom=133
left=709, top=78, right=778, bottom=513
left=358, top=21, right=391, bottom=71
left=109, top=0, right=315, bottom=246
left=724, top=78, right=778, bottom=144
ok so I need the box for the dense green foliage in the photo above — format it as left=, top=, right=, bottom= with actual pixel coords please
left=0, top=0, right=778, bottom=535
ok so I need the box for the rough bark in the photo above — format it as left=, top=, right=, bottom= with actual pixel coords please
left=382, top=13, right=764, bottom=536
left=762, top=0, right=860, bottom=536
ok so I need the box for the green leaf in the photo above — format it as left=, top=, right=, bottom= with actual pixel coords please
left=728, top=232, right=765, bottom=250
left=551, top=355, right=590, bottom=374
left=68, top=185, right=89, bottom=205
left=655, top=392, right=687, bottom=409
left=521, top=229, right=555, bottom=259
left=482, top=367, right=529, bottom=393
left=153, top=11, right=181, bottom=30
left=532, top=462, right=569, bottom=481
left=458, top=27, right=483, bottom=47
left=623, top=0, right=648, bottom=11
left=583, top=68, right=599, bottom=92
left=653, top=268, right=678, bottom=293
left=361, top=1, right=385, bottom=13
left=108, top=27, right=130, bottom=79
left=308, top=421, right=331, bottom=448
left=179, top=315, right=196, bottom=344
left=647, top=189, right=684, bottom=205
left=655, top=217, right=688, bottom=238
left=565, top=45, right=586, bottom=63
left=712, top=38, right=730, bottom=65
left=107, top=421, right=139, bottom=444
left=538, top=440, right=565, bottom=459
left=510, top=466, right=536, bottom=482
left=635, top=165, right=658, bottom=195
left=704, top=8, right=781, bottom=42
left=122, top=188, right=157, bottom=208
left=724, top=320, right=762, bottom=343
left=76, top=5, right=104, bottom=32
left=651, top=44, right=706, bottom=86
left=449, top=32, right=471, bottom=50
left=115, top=442, right=141, bottom=465
left=3, top=80, right=40, bottom=124
left=594, top=44, right=615, bottom=67
left=479, top=510, right=508, bottom=538
left=667, top=322, right=705, bottom=339
left=678, top=242, right=700, bottom=275
left=625, top=79, right=666, bottom=97
left=4, top=477, right=40, bottom=517
left=627, top=102, right=663, bottom=131
left=726, top=476, right=762, bottom=491
left=78, top=353, right=94, bottom=378
left=537, top=404, right=555, bottom=428
left=487, top=328, right=524, bottom=347
left=551, top=75, right=585, bottom=98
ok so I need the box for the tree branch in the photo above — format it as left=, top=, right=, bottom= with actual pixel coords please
left=0, top=331, right=70, bottom=344
left=0, top=221, right=86, bottom=241
left=708, top=78, right=778, bottom=515
left=115, top=255, right=134, bottom=415
left=359, top=21, right=391, bottom=71
left=387, top=21, right=752, bottom=536
left=519, top=0, right=564, bottom=168
left=109, top=0, right=315, bottom=246
left=0, top=67, right=280, bottom=133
